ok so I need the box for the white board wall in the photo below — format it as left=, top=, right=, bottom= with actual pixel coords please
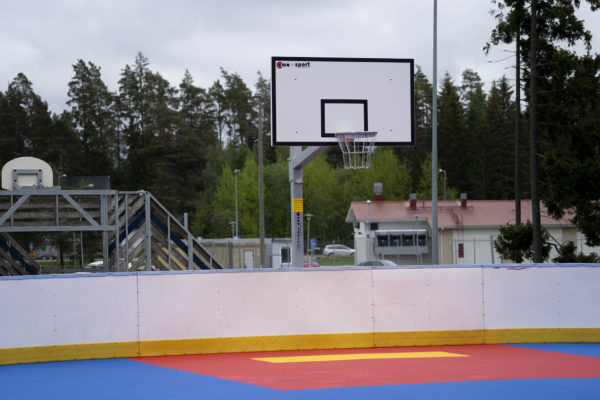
left=1, top=265, right=599, bottom=349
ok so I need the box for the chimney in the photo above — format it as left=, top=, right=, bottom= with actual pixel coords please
left=374, top=182, right=383, bottom=201
left=409, top=193, right=417, bottom=209
left=460, top=193, right=468, bottom=209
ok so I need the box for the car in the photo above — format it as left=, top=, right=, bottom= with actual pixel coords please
left=357, top=259, right=398, bottom=267
left=303, top=256, right=320, bottom=268
left=85, top=260, right=104, bottom=268
left=323, top=244, right=355, bottom=257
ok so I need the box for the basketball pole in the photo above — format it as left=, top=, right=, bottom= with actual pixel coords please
left=289, top=146, right=328, bottom=268
left=431, top=0, right=439, bottom=265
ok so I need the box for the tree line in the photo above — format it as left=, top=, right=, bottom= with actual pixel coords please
left=0, top=52, right=521, bottom=243
left=2, top=1, right=599, bottom=250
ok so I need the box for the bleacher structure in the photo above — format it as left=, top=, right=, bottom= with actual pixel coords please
left=0, top=157, right=222, bottom=275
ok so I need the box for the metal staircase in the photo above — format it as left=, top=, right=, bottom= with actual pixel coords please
left=0, top=189, right=222, bottom=275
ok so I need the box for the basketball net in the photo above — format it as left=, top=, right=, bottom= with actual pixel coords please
left=334, top=132, right=377, bottom=169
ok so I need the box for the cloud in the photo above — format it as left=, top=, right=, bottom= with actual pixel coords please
left=1, top=0, right=597, bottom=113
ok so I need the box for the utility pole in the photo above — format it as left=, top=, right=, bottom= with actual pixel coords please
left=530, top=0, right=543, bottom=262
left=431, top=0, right=439, bottom=264
left=515, top=14, right=522, bottom=227
left=234, top=169, right=240, bottom=239
left=255, top=94, right=266, bottom=267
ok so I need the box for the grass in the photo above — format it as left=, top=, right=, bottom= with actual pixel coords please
left=315, top=255, right=355, bottom=266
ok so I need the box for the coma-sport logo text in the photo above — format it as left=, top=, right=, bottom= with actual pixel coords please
left=276, top=61, right=311, bottom=69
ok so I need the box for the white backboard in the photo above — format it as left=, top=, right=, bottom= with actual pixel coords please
left=271, top=57, right=415, bottom=146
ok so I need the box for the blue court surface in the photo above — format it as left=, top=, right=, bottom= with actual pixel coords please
left=1, top=343, right=599, bottom=399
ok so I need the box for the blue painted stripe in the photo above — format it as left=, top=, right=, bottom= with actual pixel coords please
left=509, top=343, right=600, bottom=358
left=1, top=357, right=599, bottom=400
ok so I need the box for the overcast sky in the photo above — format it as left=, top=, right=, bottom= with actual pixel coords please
left=2, top=0, right=599, bottom=114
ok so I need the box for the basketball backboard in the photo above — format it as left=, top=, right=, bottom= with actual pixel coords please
left=271, top=57, right=414, bottom=147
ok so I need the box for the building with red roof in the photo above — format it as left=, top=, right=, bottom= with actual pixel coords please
left=346, top=194, right=593, bottom=265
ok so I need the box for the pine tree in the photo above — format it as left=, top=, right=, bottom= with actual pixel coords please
left=4, top=74, right=56, bottom=163
left=486, top=77, right=517, bottom=199
left=437, top=73, right=468, bottom=194
left=219, top=68, right=256, bottom=147
left=396, top=65, right=432, bottom=187
left=67, top=59, right=118, bottom=176
left=488, top=0, right=600, bottom=252
left=460, top=69, right=488, bottom=198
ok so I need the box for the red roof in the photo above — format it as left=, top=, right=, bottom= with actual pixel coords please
left=346, top=199, right=573, bottom=228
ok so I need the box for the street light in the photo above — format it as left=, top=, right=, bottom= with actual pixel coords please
left=439, top=169, right=447, bottom=200
left=253, top=93, right=266, bottom=267
left=233, top=169, right=240, bottom=238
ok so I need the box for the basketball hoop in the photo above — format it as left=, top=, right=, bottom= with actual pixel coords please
left=334, top=132, right=377, bottom=169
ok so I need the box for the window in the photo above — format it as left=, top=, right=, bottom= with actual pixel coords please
left=369, top=222, right=379, bottom=231
left=377, top=235, right=389, bottom=247
left=244, top=250, right=254, bottom=268
left=390, top=235, right=401, bottom=247
left=402, top=235, right=414, bottom=246
left=281, top=247, right=291, bottom=263
left=418, top=234, right=427, bottom=246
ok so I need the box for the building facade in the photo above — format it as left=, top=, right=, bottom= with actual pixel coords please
left=346, top=195, right=596, bottom=265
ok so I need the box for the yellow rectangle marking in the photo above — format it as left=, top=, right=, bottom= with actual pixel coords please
left=292, top=198, right=303, bottom=212
left=252, top=351, right=468, bottom=363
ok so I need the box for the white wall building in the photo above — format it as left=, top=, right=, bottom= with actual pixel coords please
left=346, top=195, right=598, bottom=265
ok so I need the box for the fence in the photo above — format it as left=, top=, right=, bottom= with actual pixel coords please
left=448, top=236, right=597, bottom=265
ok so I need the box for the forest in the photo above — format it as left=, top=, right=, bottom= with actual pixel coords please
left=1, top=1, right=599, bottom=247
left=0, top=54, right=519, bottom=243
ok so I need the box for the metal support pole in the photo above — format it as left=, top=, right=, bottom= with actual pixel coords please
left=73, top=231, right=77, bottom=267
left=167, top=215, right=172, bottom=270
left=431, top=0, right=439, bottom=265
left=306, top=213, right=313, bottom=265
left=289, top=146, right=328, bottom=268
left=184, top=212, right=192, bottom=270
left=101, top=194, right=109, bottom=271
left=145, top=192, right=152, bottom=271
left=234, top=169, right=240, bottom=239
left=290, top=147, right=304, bottom=268
left=257, top=98, right=266, bottom=267
left=114, top=192, right=120, bottom=271
left=125, top=193, right=129, bottom=271
left=187, top=231, right=193, bottom=270
left=80, top=231, right=83, bottom=267
left=416, top=215, right=420, bottom=265
left=367, top=200, right=371, bottom=260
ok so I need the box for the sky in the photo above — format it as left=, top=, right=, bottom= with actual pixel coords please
left=1, top=0, right=599, bottom=114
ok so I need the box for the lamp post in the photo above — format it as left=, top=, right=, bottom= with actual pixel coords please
left=229, top=221, right=235, bottom=239
left=439, top=169, right=447, bottom=200
left=233, top=169, right=240, bottom=238
left=254, top=93, right=266, bottom=267
left=432, top=0, right=439, bottom=265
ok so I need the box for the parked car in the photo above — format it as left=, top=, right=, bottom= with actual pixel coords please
left=323, top=244, right=355, bottom=257
left=303, top=256, right=320, bottom=267
left=85, top=260, right=104, bottom=268
left=357, top=259, right=398, bottom=266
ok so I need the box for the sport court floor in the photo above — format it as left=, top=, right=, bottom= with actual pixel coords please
left=1, top=343, right=599, bottom=399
